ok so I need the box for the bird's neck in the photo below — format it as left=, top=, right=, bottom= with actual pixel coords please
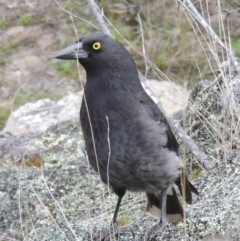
left=86, top=67, right=142, bottom=93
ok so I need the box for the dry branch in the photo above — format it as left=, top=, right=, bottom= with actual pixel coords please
left=181, top=0, right=240, bottom=75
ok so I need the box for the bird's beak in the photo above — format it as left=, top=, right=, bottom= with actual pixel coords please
left=55, top=42, right=88, bottom=60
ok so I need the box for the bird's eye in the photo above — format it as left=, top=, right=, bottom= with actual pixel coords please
left=92, top=42, right=101, bottom=50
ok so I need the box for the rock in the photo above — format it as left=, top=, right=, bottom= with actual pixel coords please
left=4, top=92, right=82, bottom=136
left=147, top=79, right=189, bottom=115
left=180, top=65, right=240, bottom=241
left=184, top=73, right=240, bottom=163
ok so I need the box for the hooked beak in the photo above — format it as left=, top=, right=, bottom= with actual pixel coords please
left=55, top=42, right=88, bottom=60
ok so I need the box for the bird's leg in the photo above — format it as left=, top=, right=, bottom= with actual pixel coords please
left=111, top=186, right=126, bottom=224
left=111, top=195, right=135, bottom=239
left=95, top=188, right=130, bottom=241
left=159, top=189, right=167, bottom=226
left=101, top=195, right=123, bottom=240
left=112, top=195, right=123, bottom=224
left=99, top=195, right=123, bottom=241
left=145, top=189, right=168, bottom=241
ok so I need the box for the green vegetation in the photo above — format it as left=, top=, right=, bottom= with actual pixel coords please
left=0, top=17, right=6, bottom=29
left=232, top=38, right=240, bottom=56
left=14, top=91, right=59, bottom=107
left=0, top=107, right=11, bottom=130
left=0, top=58, right=6, bottom=66
left=20, top=14, right=31, bottom=26
left=117, top=214, right=130, bottom=226
left=0, top=41, right=20, bottom=56
left=57, top=60, right=79, bottom=79
left=0, top=41, right=19, bottom=69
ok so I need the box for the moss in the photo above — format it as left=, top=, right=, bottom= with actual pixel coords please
left=118, top=214, right=131, bottom=226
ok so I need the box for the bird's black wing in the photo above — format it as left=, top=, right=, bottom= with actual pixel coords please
left=136, top=90, right=179, bottom=153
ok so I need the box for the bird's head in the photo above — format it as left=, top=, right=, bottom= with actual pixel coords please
left=55, top=32, right=136, bottom=74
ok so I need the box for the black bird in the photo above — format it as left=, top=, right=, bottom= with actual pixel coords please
left=55, top=32, right=198, bottom=239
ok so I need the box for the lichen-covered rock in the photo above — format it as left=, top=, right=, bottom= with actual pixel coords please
left=184, top=74, right=240, bottom=162
left=3, top=92, right=82, bottom=136
left=0, top=68, right=240, bottom=240
left=181, top=66, right=240, bottom=241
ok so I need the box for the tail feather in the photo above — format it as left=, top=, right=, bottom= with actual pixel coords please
left=146, top=187, right=184, bottom=222
left=175, top=173, right=199, bottom=204
left=146, top=174, right=198, bottom=222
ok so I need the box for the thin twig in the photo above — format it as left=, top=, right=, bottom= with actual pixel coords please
left=54, top=0, right=97, bottom=30
left=180, top=0, right=240, bottom=75
left=106, top=115, right=111, bottom=194
left=138, top=13, right=149, bottom=78
left=87, top=0, right=111, bottom=36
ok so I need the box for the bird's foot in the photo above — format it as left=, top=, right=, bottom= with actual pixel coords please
left=93, top=222, right=134, bottom=241
left=144, top=221, right=167, bottom=241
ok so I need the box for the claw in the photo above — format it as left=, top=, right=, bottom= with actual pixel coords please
left=144, top=221, right=167, bottom=241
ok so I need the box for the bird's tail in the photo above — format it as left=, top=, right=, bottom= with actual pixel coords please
left=146, top=174, right=198, bottom=222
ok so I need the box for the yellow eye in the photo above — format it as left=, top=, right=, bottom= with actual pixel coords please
left=92, top=42, right=101, bottom=50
